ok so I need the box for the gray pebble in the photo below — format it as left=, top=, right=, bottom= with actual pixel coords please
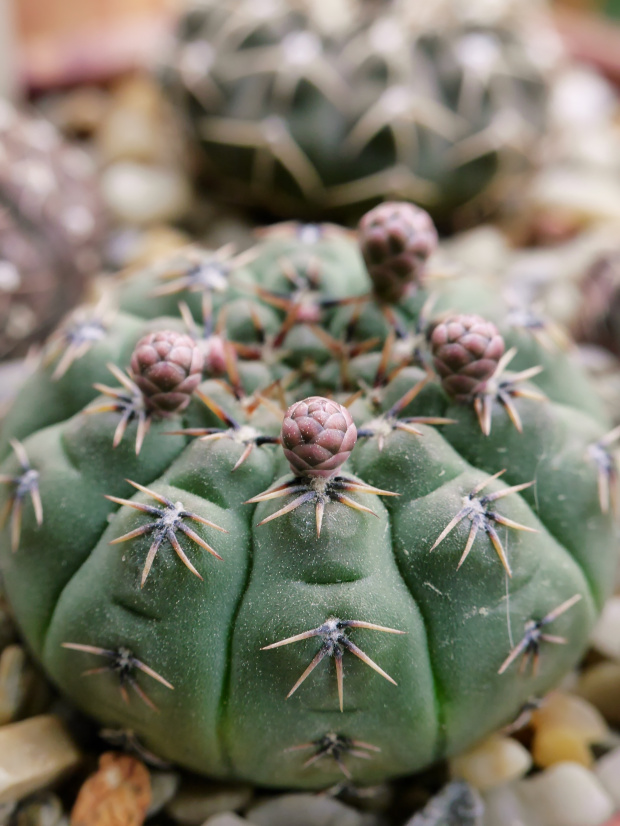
left=165, top=781, right=253, bottom=826
left=14, top=793, right=63, bottom=826
left=405, top=781, right=484, bottom=826
left=0, top=802, right=16, bottom=826
left=246, top=793, right=378, bottom=826
left=147, top=771, right=181, bottom=817
left=202, top=815, right=249, bottom=826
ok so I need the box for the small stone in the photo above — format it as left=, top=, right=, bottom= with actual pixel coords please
left=98, top=108, right=162, bottom=166
left=406, top=780, right=484, bottom=825
left=246, top=794, right=373, bottom=826
left=594, top=746, right=620, bottom=808
left=449, top=736, right=532, bottom=792
left=203, top=816, right=248, bottom=826
left=0, top=802, right=16, bottom=826
left=590, top=597, right=620, bottom=661
left=15, top=792, right=63, bottom=826
left=0, top=715, right=81, bottom=804
left=531, top=693, right=609, bottom=743
left=146, top=771, right=180, bottom=817
left=529, top=692, right=608, bottom=769
left=0, top=645, right=32, bottom=725
left=165, top=782, right=253, bottom=826
left=532, top=727, right=593, bottom=770
left=101, top=162, right=191, bottom=226
left=482, top=785, right=533, bottom=826
left=576, top=662, right=620, bottom=726
left=519, top=762, right=614, bottom=826
left=337, top=783, right=393, bottom=813
left=71, top=752, right=150, bottom=826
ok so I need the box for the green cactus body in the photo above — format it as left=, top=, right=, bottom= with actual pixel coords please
left=161, top=0, right=550, bottom=223
left=0, top=209, right=617, bottom=788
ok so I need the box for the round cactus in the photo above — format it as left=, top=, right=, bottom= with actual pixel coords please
left=0, top=101, right=105, bottom=360
left=160, top=0, right=551, bottom=224
left=0, top=204, right=617, bottom=789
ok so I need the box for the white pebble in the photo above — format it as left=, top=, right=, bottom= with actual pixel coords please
left=483, top=784, right=542, bottom=826
left=246, top=793, right=372, bottom=826
left=594, top=746, right=620, bottom=808
left=101, top=162, right=191, bottom=226
left=519, top=762, right=614, bottom=826
left=0, top=715, right=81, bottom=804
left=449, top=736, right=532, bottom=792
left=590, top=597, right=620, bottom=662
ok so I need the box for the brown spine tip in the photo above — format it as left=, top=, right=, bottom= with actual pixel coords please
left=430, top=314, right=505, bottom=401
left=358, top=201, right=438, bottom=303
left=281, top=396, right=357, bottom=479
left=130, top=330, right=204, bottom=415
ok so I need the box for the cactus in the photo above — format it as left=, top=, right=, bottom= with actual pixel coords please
left=0, top=203, right=617, bottom=789
left=160, top=0, right=551, bottom=224
left=0, top=101, right=105, bottom=360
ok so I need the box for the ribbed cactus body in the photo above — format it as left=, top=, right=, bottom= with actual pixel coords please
left=0, top=210, right=616, bottom=788
left=160, top=0, right=551, bottom=223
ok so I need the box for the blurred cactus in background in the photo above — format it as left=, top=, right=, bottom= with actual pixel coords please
left=160, top=0, right=556, bottom=226
left=0, top=102, right=105, bottom=360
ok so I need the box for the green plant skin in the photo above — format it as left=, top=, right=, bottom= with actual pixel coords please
left=0, top=227, right=616, bottom=788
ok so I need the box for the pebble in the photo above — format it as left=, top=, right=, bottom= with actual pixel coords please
left=0, top=645, right=31, bottom=725
left=0, top=715, right=81, bottom=804
left=529, top=692, right=609, bottom=769
left=482, top=785, right=534, bottom=826
left=165, top=781, right=253, bottom=826
left=97, top=76, right=172, bottom=166
left=245, top=793, right=376, bottom=826
left=532, top=727, right=594, bottom=770
left=14, top=793, right=63, bottom=826
left=576, top=662, right=620, bottom=726
left=101, top=162, right=192, bottom=226
left=519, top=762, right=615, bottom=826
left=406, top=780, right=484, bottom=825
left=528, top=168, right=620, bottom=227
left=203, top=816, right=248, bottom=826
left=0, top=802, right=16, bottom=826
left=594, top=746, right=620, bottom=808
left=146, top=770, right=180, bottom=817
left=449, top=737, right=532, bottom=792
left=590, top=597, right=620, bottom=662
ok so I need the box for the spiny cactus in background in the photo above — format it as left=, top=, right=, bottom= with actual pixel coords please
left=0, top=100, right=105, bottom=360
left=0, top=202, right=617, bottom=789
left=160, top=0, right=552, bottom=224
left=574, top=248, right=620, bottom=358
